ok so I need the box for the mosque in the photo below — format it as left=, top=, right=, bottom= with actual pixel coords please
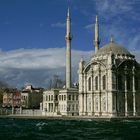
left=42, top=8, right=140, bottom=118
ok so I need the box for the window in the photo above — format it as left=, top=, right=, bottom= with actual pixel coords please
left=88, top=77, right=91, bottom=91
left=68, top=95, right=71, bottom=100
left=55, top=95, right=58, bottom=101
left=59, top=95, right=61, bottom=101
left=64, top=95, right=66, bottom=100
left=112, top=74, right=116, bottom=89
left=68, top=105, right=71, bottom=111
left=127, top=76, right=131, bottom=90
left=103, top=75, right=106, bottom=90
left=46, top=96, right=48, bottom=101
left=62, top=95, right=63, bottom=101
left=51, top=95, right=53, bottom=101
left=95, top=76, right=98, bottom=90
left=118, top=75, right=122, bottom=90
left=76, top=95, right=78, bottom=100
left=72, top=95, right=74, bottom=100
left=76, top=104, right=78, bottom=110
left=72, top=104, right=74, bottom=110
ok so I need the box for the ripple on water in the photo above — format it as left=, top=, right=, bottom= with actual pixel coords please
left=0, top=118, right=140, bottom=139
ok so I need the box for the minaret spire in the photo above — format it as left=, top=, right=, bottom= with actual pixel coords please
left=65, top=7, right=72, bottom=89
left=110, top=35, right=114, bottom=43
left=94, top=15, right=100, bottom=53
left=67, top=7, right=70, bottom=17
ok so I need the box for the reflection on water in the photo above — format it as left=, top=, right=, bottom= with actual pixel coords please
left=0, top=118, right=140, bottom=140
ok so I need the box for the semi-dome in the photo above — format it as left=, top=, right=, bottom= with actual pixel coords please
left=95, top=40, right=131, bottom=56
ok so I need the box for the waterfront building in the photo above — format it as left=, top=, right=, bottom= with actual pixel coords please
left=21, top=85, right=43, bottom=109
left=42, top=89, right=59, bottom=116
left=78, top=16, right=140, bottom=117
left=42, top=8, right=140, bottom=118
left=42, top=8, right=79, bottom=116
left=42, top=88, right=79, bottom=116
left=2, top=88, right=21, bottom=108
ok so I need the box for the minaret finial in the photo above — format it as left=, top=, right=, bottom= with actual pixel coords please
left=96, top=15, right=98, bottom=22
left=67, top=7, right=70, bottom=17
left=110, top=35, right=114, bottom=43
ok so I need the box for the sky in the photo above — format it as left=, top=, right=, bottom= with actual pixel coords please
left=0, top=0, right=139, bottom=88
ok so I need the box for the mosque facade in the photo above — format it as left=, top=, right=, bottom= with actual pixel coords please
left=78, top=16, right=140, bottom=117
left=42, top=8, right=140, bottom=118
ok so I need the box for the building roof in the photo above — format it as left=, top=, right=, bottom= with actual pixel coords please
left=95, top=41, right=131, bottom=56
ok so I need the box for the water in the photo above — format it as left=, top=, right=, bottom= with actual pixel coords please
left=0, top=118, right=140, bottom=140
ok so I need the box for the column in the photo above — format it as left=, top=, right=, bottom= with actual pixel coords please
left=124, top=66, right=128, bottom=116
left=84, top=74, right=87, bottom=93
left=53, top=103, right=55, bottom=112
left=99, top=66, right=101, bottom=116
left=49, top=103, right=50, bottom=112
left=79, top=93, right=84, bottom=115
left=83, top=93, right=87, bottom=115
left=82, top=93, right=84, bottom=114
left=20, top=106, right=22, bottom=114
left=83, top=74, right=87, bottom=115
left=91, top=69, right=94, bottom=115
left=132, top=66, right=136, bottom=116
left=91, top=93, right=94, bottom=115
left=106, top=69, right=109, bottom=114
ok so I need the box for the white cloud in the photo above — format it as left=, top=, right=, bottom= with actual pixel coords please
left=128, top=35, right=140, bottom=51
left=85, top=24, right=94, bottom=29
left=51, top=22, right=66, bottom=28
left=0, top=48, right=92, bottom=88
left=0, top=47, right=139, bottom=88
left=95, top=0, right=139, bottom=20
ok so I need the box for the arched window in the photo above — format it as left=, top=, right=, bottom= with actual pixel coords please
left=118, top=75, right=122, bottom=90
left=127, top=76, right=131, bottom=90
left=95, top=76, right=98, bottom=90
left=103, top=75, right=106, bottom=90
left=88, top=77, right=91, bottom=91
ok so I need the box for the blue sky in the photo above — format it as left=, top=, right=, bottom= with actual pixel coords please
left=0, top=0, right=139, bottom=51
left=0, top=0, right=139, bottom=88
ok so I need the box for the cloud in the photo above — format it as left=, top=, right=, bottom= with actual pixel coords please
left=95, top=0, right=139, bottom=20
left=0, top=47, right=139, bottom=88
left=128, top=35, right=140, bottom=51
left=0, top=48, right=92, bottom=88
left=85, top=24, right=94, bottom=29
left=93, top=0, right=140, bottom=58
left=51, top=22, right=66, bottom=28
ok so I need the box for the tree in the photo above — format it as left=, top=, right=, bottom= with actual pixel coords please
left=49, top=75, right=65, bottom=89
left=0, top=80, right=9, bottom=107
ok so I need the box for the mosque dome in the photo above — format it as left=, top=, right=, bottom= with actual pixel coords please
left=95, top=39, right=131, bottom=56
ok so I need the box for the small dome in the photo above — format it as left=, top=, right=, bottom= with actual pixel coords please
left=95, top=41, right=131, bottom=56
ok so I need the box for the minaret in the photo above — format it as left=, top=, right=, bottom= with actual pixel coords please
left=65, top=8, right=72, bottom=89
left=94, top=15, right=100, bottom=53
left=110, top=35, right=114, bottom=43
